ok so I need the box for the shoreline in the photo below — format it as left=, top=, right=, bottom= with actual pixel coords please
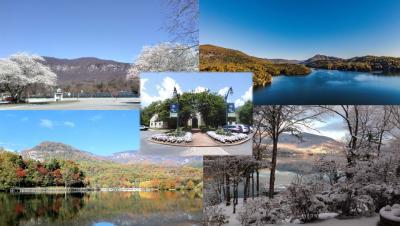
left=7, top=187, right=199, bottom=194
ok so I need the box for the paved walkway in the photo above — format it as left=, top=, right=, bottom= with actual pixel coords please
left=191, top=132, right=219, bottom=146
left=180, top=147, right=230, bottom=156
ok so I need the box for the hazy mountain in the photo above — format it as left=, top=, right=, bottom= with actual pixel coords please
left=110, top=150, right=202, bottom=167
left=267, top=59, right=301, bottom=64
left=264, top=132, right=344, bottom=155
left=302, top=54, right=343, bottom=65
left=21, top=142, right=201, bottom=167
left=42, top=56, right=131, bottom=84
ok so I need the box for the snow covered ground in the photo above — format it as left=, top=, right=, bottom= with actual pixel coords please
left=216, top=198, right=380, bottom=226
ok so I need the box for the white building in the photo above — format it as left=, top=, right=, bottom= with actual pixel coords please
left=149, top=114, right=168, bottom=129
left=149, top=112, right=205, bottom=129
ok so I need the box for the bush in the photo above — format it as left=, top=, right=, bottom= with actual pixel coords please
left=204, top=206, right=227, bottom=226
left=200, top=125, right=208, bottom=133
left=287, top=184, right=325, bottom=223
left=319, top=185, right=375, bottom=217
left=237, top=197, right=289, bottom=225
left=215, top=128, right=232, bottom=136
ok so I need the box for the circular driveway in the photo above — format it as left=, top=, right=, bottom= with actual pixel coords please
left=140, top=130, right=252, bottom=156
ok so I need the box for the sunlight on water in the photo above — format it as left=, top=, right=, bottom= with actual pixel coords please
left=93, top=222, right=115, bottom=226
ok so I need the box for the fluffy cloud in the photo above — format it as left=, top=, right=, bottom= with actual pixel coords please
left=63, top=121, right=75, bottom=128
left=141, top=76, right=182, bottom=106
left=218, top=87, right=230, bottom=96
left=235, top=99, right=245, bottom=107
left=39, top=119, right=53, bottom=129
left=234, top=86, right=253, bottom=107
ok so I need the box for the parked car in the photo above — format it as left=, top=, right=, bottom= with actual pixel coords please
left=237, top=124, right=250, bottom=134
left=140, top=125, right=149, bottom=131
left=223, top=125, right=242, bottom=133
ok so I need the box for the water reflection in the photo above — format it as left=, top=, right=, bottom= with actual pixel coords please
left=254, top=69, right=400, bottom=104
left=0, top=191, right=202, bottom=226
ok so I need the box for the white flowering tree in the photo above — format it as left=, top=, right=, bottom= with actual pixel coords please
left=126, top=42, right=199, bottom=93
left=0, top=53, right=56, bottom=103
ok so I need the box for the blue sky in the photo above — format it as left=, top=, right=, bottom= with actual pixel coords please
left=141, top=72, right=253, bottom=107
left=201, top=0, right=400, bottom=60
left=0, top=0, right=171, bottom=62
left=0, top=110, right=139, bottom=156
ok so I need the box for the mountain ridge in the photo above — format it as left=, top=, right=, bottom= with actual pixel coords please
left=21, top=141, right=201, bottom=167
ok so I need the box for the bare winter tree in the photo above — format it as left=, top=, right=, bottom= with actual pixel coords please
left=253, top=105, right=323, bottom=198
left=320, top=106, right=393, bottom=166
left=164, top=0, right=199, bottom=49
left=0, top=53, right=56, bottom=103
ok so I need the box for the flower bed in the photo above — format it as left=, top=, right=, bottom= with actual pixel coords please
left=206, top=131, right=247, bottom=143
left=151, top=132, right=192, bottom=143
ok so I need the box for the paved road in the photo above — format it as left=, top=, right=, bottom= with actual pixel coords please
left=0, top=98, right=140, bottom=110
left=140, top=130, right=252, bottom=156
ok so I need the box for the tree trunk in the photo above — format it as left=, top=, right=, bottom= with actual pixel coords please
left=225, top=174, right=231, bottom=206
left=256, top=169, right=259, bottom=197
left=269, top=137, right=278, bottom=198
left=377, top=130, right=384, bottom=158
left=251, top=171, right=255, bottom=199
left=243, top=175, right=248, bottom=202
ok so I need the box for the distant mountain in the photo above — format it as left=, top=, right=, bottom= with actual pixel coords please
left=42, top=56, right=131, bottom=84
left=263, top=132, right=344, bottom=155
left=303, top=55, right=400, bottom=73
left=21, top=141, right=105, bottom=162
left=21, top=142, right=201, bottom=167
left=302, top=54, right=343, bottom=65
left=267, top=59, right=301, bottom=64
left=200, top=44, right=311, bottom=87
left=110, top=150, right=202, bottom=167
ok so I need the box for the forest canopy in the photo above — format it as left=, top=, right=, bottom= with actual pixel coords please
left=0, top=149, right=202, bottom=191
left=199, top=45, right=311, bottom=87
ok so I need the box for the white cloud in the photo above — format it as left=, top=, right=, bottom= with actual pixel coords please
left=39, top=119, right=53, bottom=129
left=194, top=86, right=207, bottom=93
left=235, top=99, right=245, bottom=107
left=20, top=117, right=29, bottom=122
left=141, top=76, right=182, bottom=106
left=63, top=121, right=75, bottom=128
left=234, top=86, right=253, bottom=107
left=218, top=87, right=230, bottom=96
left=90, top=115, right=103, bottom=122
left=242, top=86, right=253, bottom=101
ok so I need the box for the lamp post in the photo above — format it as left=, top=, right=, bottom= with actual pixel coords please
left=173, top=86, right=180, bottom=129
left=224, top=87, right=233, bottom=126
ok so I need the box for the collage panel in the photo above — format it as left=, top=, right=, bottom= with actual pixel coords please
left=200, top=1, right=400, bottom=225
left=0, top=110, right=203, bottom=225
left=0, top=0, right=203, bottom=226
left=140, top=72, right=253, bottom=156
left=199, top=0, right=400, bottom=105
left=203, top=105, right=400, bottom=225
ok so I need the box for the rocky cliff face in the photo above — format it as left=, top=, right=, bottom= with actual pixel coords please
left=42, top=57, right=131, bottom=83
left=21, top=141, right=103, bottom=162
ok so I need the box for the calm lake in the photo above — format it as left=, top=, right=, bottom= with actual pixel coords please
left=253, top=69, right=400, bottom=104
left=0, top=191, right=202, bottom=226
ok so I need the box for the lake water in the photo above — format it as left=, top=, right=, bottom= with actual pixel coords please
left=0, top=191, right=202, bottom=226
left=253, top=69, right=400, bottom=104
